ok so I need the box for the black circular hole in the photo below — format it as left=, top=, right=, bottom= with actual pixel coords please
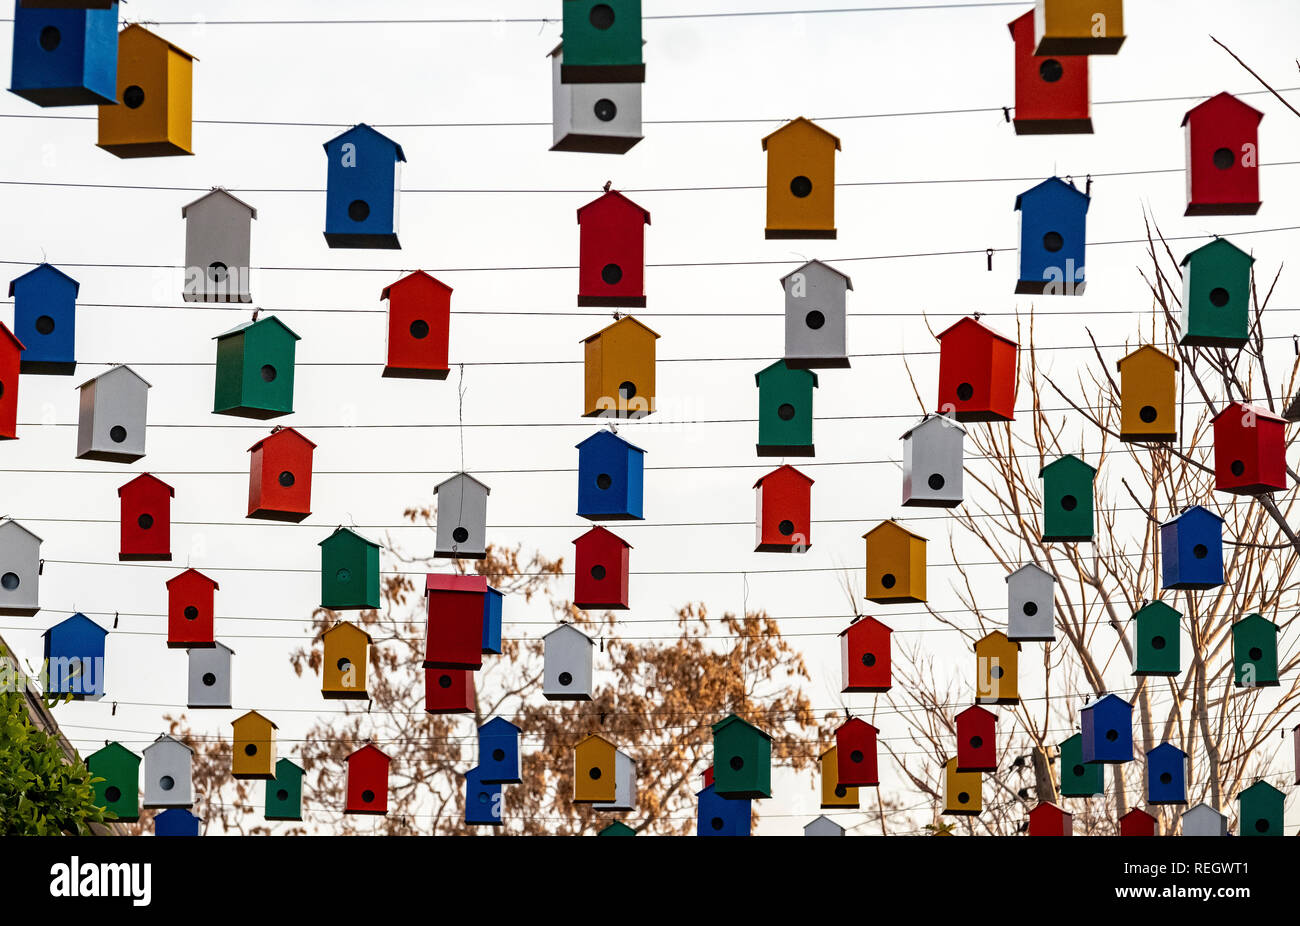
left=558, top=671, right=573, bottom=686
left=881, top=573, right=896, bottom=589
left=105, top=786, right=121, bottom=802
left=805, top=310, right=825, bottom=330
left=1230, top=460, right=1245, bottom=477
left=593, top=98, right=617, bottom=122
left=957, top=791, right=969, bottom=805
left=1038, top=58, right=1063, bottom=82
left=183, top=605, right=199, bottom=621
left=336, top=657, right=351, bottom=672
left=1151, top=635, right=1166, bottom=650
left=618, top=380, right=637, bottom=400
left=39, top=25, right=61, bottom=52
left=109, top=425, right=127, bottom=444
left=789, top=175, right=813, bottom=198
left=1255, top=818, right=1269, bottom=833
left=1208, top=287, right=1230, bottom=308
left=409, top=319, right=429, bottom=339
left=244, top=743, right=257, bottom=756
left=438, top=674, right=452, bottom=689
left=1072, top=764, right=1085, bottom=778
left=34, top=315, right=55, bottom=335
left=711, top=816, right=724, bottom=831
left=123, top=85, right=145, bottom=109
left=969, top=736, right=983, bottom=749
left=208, top=262, right=228, bottom=283
left=1, top=573, right=19, bottom=591
left=601, top=263, right=623, bottom=285
left=1023, top=601, right=1039, bottom=616
left=137, top=513, right=154, bottom=530
left=990, top=665, right=1004, bottom=679
left=834, top=785, right=846, bottom=798
left=453, top=526, right=470, bottom=543
left=589, top=766, right=602, bottom=780
left=1193, top=544, right=1208, bottom=559
left=260, top=364, right=277, bottom=383
left=492, top=748, right=505, bottom=762
left=477, top=792, right=488, bottom=805
left=1249, top=646, right=1263, bottom=661
left=1043, top=231, right=1065, bottom=253
left=956, top=382, right=974, bottom=401
left=589, top=4, right=615, bottom=29
left=348, top=199, right=370, bottom=222
left=1159, top=772, right=1172, bottom=785
left=927, top=473, right=945, bottom=491
left=1139, top=405, right=1158, bottom=423
left=361, top=789, right=374, bottom=803
left=160, top=776, right=174, bottom=791
left=596, top=473, right=613, bottom=490
left=590, top=563, right=607, bottom=581
left=1105, top=729, right=1118, bottom=742
left=729, top=755, right=744, bottom=771
left=861, top=652, right=875, bottom=667
left=1212, top=147, right=1235, bottom=170
left=202, top=672, right=216, bottom=687
left=336, top=567, right=351, bottom=584
left=1061, top=495, right=1078, bottom=512
left=778, top=519, right=795, bottom=536
left=276, top=789, right=288, bottom=801
left=777, top=403, right=796, bottom=421
left=278, top=470, right=295, bottom=488
left=850, top=750, right=864, bottom=763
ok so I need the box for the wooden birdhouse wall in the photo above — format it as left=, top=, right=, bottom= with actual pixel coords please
left=344, top=745, right=390, bottom=814
left=9, top=263, right=79, bottom=374
left=323, top=124, right=406, bottom=249
left=1040, top=454, right=1096, bottom=542
left=213, top=316, right=299, bottom=419
left=321, top=621, right=372, bottom=699
left=1147, top=744, right=1187, bottom=805
left=0, top=325, right=23, bottom=440
left=166, top=568, right=217, bottom=649
left=819, top=747, right=859, bottom=808
left=1183, top=93, right=1263, bottom=216
left=559, top=0, right=645, bottom=83
left=935, top=318, right=1018, bottom=422
left=1120, top=809, right=1157, bottom=837
left=573, top=526, right=631, bottom=609
left=154, top=807, right=200, bottom=836
left=755, top=360, right=818, bottom=456
left=581, top=316, right=658, bottom=418
left=424, top=667, right=476, bottom=713
left=762, top=118, right=839, bottom=239
left=247, top=428, right=315, bottom=522
left=1180, top=805, right=1228, bottom=837
left=1232, top=614, right=1279, bottom=687
left=423, top=574, right=486, bottom=670
left=478, top=718, right=522, bottom=784
left=96, top=25, right=194, bottom=158
left=1059, top=733, right=1103, bottom=797
left=1117, top=346, right=1177, bottom=441
left=834, top=718, right=879, bottom=787
left=839, top=616, right=892, bottom=693
left=1006, top=563, right=1056, bottom=641
left=1212, top=403, right=1286, bottom=495
left=1179, top=239, right=1254, bottom=347
left=712, top=715, right=772, bottom=799
left=1238, top=782, right=1284, bottom=836
left=1160, top=506, right=1224, bottom=590
left=433, top=474, right=490, bottom=559
left=593, top=749, right=637, bottom=811
left=975, top=632, right=1019, bottom=704
left=76, top=365, right=149, bottom=462
left=864, top=521, right=927, bottom=604
left=118, top=473, right=173, bottom=561
left=955, top=706, right=997, bottom=772
left=550, top=45, right=643, bottom=153
left=142, top=737, right=193, bottom=808
left=576, top=430, right=646, bottom=521
left=1080, top=694, right=1133, bottom=763
left=577, top=192, right=650, bottom=307
left=697, top=784, right=751, bottom=836
left=1008, top=10, right=1091, bottom=135
left=182, top=189, right=256, bottom=303
left=9, top=2, right=120, bottom=107
left=381, top=271, right=452, bottom=379
left=43, top=613, right=106, bottom=699
left=1032, top=0, right=1126, bottom=55
left=0, top=520, right=42, bottom=616
left=782, top=261, right=851, bottom=369
left=482, top=586, right=504, bottom=656
left=1132, top=601, right=1182, bottom=676
left=943, top=757, right=981, bottom=816
left=87, top=742, right=140, bottom=822
left=753, top=465, right=813, bottom=553
left=543, top=624, right=594, bottom=700
left=574, top=734, right=618, bottom=803
left=1015, top=178, right=1089, bottom=296
left=231, top=712, right=277, bottom=779
left=265, top=759, right=304, bottom=821
left=465, top=766, right=504, bottom=826
left=187, top=642, right=233, bottom=708
left=318, top=528, right=382, bottom=610
left=1027, top=802, right=1073, bottom=836
left=901, top=415, right=965, bottom=508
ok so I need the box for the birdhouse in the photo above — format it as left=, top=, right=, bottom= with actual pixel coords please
left=549, top=43, right=642, bottom=153
left=246, top=427, right=315, bottom=522
left=1160, top=506, right=1224, bottom=590
left=1212, top=402, right=1286, bottom=496
left=75, top=364, right=150, bottom=462
left=594, top=748, right=637, bottom=812
left=482, top=585, right=504, bottom=655
left=1006, top=563, right=1056, bottom=641
left=863, top=521, right=927, bottom=604
left=712, top=714, right=772, bottom=799
left=8, top=263, right=78, bottom=374
left=804, top=816, right=845, bottom=837
left=754, top=465, right=813, bottom=553
left=1182, top=93, right=1263, bottom=217
left=87, top=741, right=139, bottom=822
left=955, top=706, right=997, bottom=773
left=1132, top=600, right=1182, bottom=677
left=1014, top=177, right=1089, bottom=296
left=1040, top=454, right=1096, bottom=542
left=477, top=717, right=522, bottom=785
left=1117, top=346, right=1178, bottom=441
left=231, top=710, right=277, bottom=780
left=465, top=766, right=504, bottom=827
left=212, top=315, right=300, bottom=419
left=696, top=784, right=751, bottom=837
left=424, top=667, right=475, bottom=714
left=118, top=472, right=173, bottom=561
left=755, top=360, right=818, bottom=456
left=1179, top=238, right=1255, bottom=348
left=96, top=25, right=195, bottom=158
left=819, top=746, right=859, bottom=809
left=1146, top=743, right=1187, bottom=805
left=321, top=620, right=372, bottom=699
left=142, top=733, right=193, bottom=808
left=975, top=631, right=1020, bottom=705
left=581, top=320, right=658, bottom=424
left=761, top=117, right=840, bottom=240
left=543, top=623, right=594, bottom=700
left=318, top=527, right=381, bottom=610
left=154, top=807, right=201, bottom=837
left=577, top=191, right=650, bottom=308
left=1027, top=802, right=1074, bottom=836
left=573, top=526, right=631, bottom=610
left=265, top=758, right=304, bottom=822
left=1080, top=693, right=1132, bottom=764
left=598, top=821, right=636, bottom=836
left=1294, top=725, right=1299, bottom=786
left=943, top=756, right=981, bottom=816
left=834, top=718, right=879, bottom=787
left=43, top=612, right=105, bottom=700
left=0, top=518, right=42, bottom=616
left=576, top=429, right=645, bottom=520
left=901, top=415, right=966, bottom=508
left=166, top=568, right=217, bottom=649
left=935, top=317, right=1018, bottom=422
left=187, top=642, right=233, bottom=709
left=1232, top=613, right=1280, bottom=688
left=8, top=0, right=118, bottom=106
left=181, top=188, right=256, bottom=303
left=433, top=473, right=490, bottom=560
left=1032, top=0, right=1125, bottom=55
left=1180, top=804, right=1227, bottom=837
left=1058, top=733, right=1102, bottom=797
left=1238, top=783, right=1284, bottom=837
left=839, top=615, right=892, bottom=693
left=344, top=744, right=390, bottom=815
left=323, top=124, right=406, bottom=249
left=574, top=733, right=618, bottom=803
left=1007, top=10, right=1091, bottom=135
left=423, top=574, right=486, bottom=670
left=559, top=0, right=644, bottom=83
left=1119, top=808, right=1157, bottom=837
left=782, top=260, right=852, bottom=369
left=380, top=270, right=451, bottom=379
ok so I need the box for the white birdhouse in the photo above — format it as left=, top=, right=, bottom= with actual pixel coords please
left=187, top=642, right=234, bottom=709
left=434, top=472, right=490, bottom=560
left=549, top=44, right=643, bottom=154
left=803, top=815, right=845, bottom=836
left=142, top=733, right=194, bottom=808
left=593, top=748, right=636, bottom=811
left=0, top=519, right=42, bottom=616
left=75, top=364, right=150, bottom=463
left=181, top=188, right=257, bottom=303
left=901, top=414, right=966, bottom=508
left=782, top=260, right=852, bottom=369
left=1180, top=803, right=1228, bottom=836
left=543, top=623, right=594, bottom=701
left=1006, top=563, right=1056, bottom=641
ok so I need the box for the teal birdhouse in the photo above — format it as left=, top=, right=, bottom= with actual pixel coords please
left=319, top=527, right=381, bottom=610
left=1237, top=780, right=1284, bottom=836
left=1058, top=733, right=1102, bottom=797
left=711, top=714, right=772, bottom=799
left=1040, top=454, right=1096, bottom=542
left=212, top=315, right=301, bottom=419
left=755, top=360, right=818, bottom=457
left=1179, top=238, right=1255, bottom=348
left=265, top=758, right=304, bottom=821
left=86, top=741, right=140, bottom=822
left=1133, top=600, right=1182, bottom=677
left=560, top=0, right=645, bottom=84
left=1232, top=613, right=1280, bottom=688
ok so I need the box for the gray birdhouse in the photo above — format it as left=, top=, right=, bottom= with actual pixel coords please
left=593, top=749, right=637, bottom=811
left=804, top=815, right=845, bottom=836
left=434, top=472, right=490, bottom=560
left=181, top=188, right=257, bottom=303
left=1180, top=803, right=1228, bottom=836
left=0, top=519, right=42, bottom=616
left=901, top=414, right=966, bottom=508
left=75, top=364, right=150, bottom=463
left=142, top=733, right=194, bottom=809
left=187, top=642, right=234, bottom=708
left=782, top=260, right=851, bottom=369
left=549, top=44, right=643, bottom=154
left=543, top=623, right=593, bottom=701
left=1006, top=563, right=1056, bottom=641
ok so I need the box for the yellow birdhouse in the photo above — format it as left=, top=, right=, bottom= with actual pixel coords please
left=322, top=621, right=373, bottom=700
left=863, top=520, right=927, bottom=604
left=574, top=733, right=618, bottom=803
left=231, top=710, right=277, bottom=780
left=819, top=746, right=859, bottom=809
left=581, top=315, right=659, bottom=419
left=943, top=757, right=982, bottom=816
left=975, top=631, right=1021, bottom=705
left=97, top=25, right=196, bottom=159
left=1033, top=0, right=1126, bottom=56
left=1116, top=345, right=1178, bottom=442
left=761, top=117, right=840, bottom=240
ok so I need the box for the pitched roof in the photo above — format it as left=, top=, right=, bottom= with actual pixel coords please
left=165, top=567, right=219, bottom=591
left=1160, top=504, right=1224, bottom=528
left=322, top=620, right=373, bottom=644
left=120, top=24, right=198, bottom=62
left=712, top=713, right=773, bottom=741
left=146, top=732, right=195, bottom=755
left=1210, top=400, right=1286, bottom=425
left=322, top=123, right=406, bottom=162
left=381, top=269, right=453, bottom=301
left=573, top=524, right=633, bottom=549
left=117, top=471, right=174, bottom=498
left=542, top=622, right=593, bottom=644
left=755, top=358, right=818, bottom=387
left=1006, top=562, right=1054, bottom=583
left=77, top=364, right=152, bottom=391
left=1117, top=344, right=1177, bottom=373
left=580, top=314, right=660, bottom=344
left=0, top=518, right=42, bottom=545
left=425, top=573, right=488, bottom=594
left=576, top=189, right=651, bottom=225
left=753, top=463, right=814, bottom=489
left=1014, top=176, right=1091, bottom=211
left=779, top=259, right=853, bottom=291
left=247, top=426, right=318, bottom=454
left=760, top=116, right=841, bottom=151
left=213, top=314, right=301, bottom=342
left=181, top=187, right=258, bottom=220
left=434, top=471, right=492, bottom=496
left=318, top=525, right=381, bottom=550
left=1179, top=236, right=1254, bottom=268
left=0, top=321, right=26, bottom=354
left=234, top=709, right=278, bottom=731
left=8, top=262, right=80, bottom=298
left=900, top=413, right=967, bottom=440
left=575, top=429, right=647, bottom=455
left=1039, top=453, right=1097, bottom=478
left=935, top=315, right=1017, bottom=347
left=837, top=615, right=892, bottom=638
left=862, top=519, right=927, bottom=543
left=1181, top=91, right=1264, bottom=127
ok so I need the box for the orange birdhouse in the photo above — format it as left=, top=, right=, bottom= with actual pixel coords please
left=231, top=710, right=276, bottom=780
left=321, top=621, right=373, bottom=700
left=96, top=25, right=196, bottom=158
left=863, top=521, right=927, bottom=604
left=1033, top=0, right=1125, bottom=56
left=943, top=756, right=981, bottom=816
left=975, top=631, right=1021, bottom=705
left=761, top=117, right=839, bottom=240
left=819, top=746, right=859, bottom=809
left=581, top=315, right=659, bottom=419
left=574, top=733, right=618, bottom=803
left=1117, top=346, right=1177, bottom=442
left=247, top=427, right=316, bottom=522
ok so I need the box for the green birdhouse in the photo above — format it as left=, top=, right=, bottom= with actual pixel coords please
left=1179, top=238, right=1255, bottom=348
left=755, top=360, right=818, bottom=457
left=1237, top=780, right=1284, bottom=836
left=1232, top=613, right=1280, bottom=688
left=1058, top=733, right=1103, bottom=798
left=212, top=315, right=301, bottom=419
left=265, top=758, right=304, bottom=821
left=86, top=741, right=141, bottom=822
left=1039, top=454, right=1096, bottom=542
left=319, top=527, right=381, bottom=610
left=597, top=821, right=636, bottom=836
left=712, top=713, right=772, bottom=799
left=1133, top=600, right=1182, bottom=677
left=560, top=0, right=645, bottom=84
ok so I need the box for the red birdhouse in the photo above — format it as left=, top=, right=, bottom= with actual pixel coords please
left=577, top=189, right=650, bottom=308
left=702, top=766, right=714, bottom=788
left=753, top=464, right=813, bottom=553
left=118, top=473, right=173, bottom=561
left=424, top=667, right=475, bottom=714
left=0, top=323, right=23, bottom=441
left=381, top=270, right=452, bottom=380
left=1182, top=92, right=1263, bottom=217
left=838, top=616, right=892, bottom=693
left=1212, top=401, right=1286, bottom=495
left=1007, top=11, right=1091, bottom=135
left=247, top=427, right=316, bottom=522
left=423, top=574, right=486, bottom=670
left=1120, top=808, right=1157, bottom=837
left=1027, top=801, right=1073, bottom=836
left=955, top=705, right=997, bottom=772
left=165, top=568, right=218, bottom=649
left=936, top=317, right=1018, bottom=422
left=834, top=718, right=879, bottom=787
left=344, top=743, right=390, bottom=815
left=573, top=526, right=631, bottom=610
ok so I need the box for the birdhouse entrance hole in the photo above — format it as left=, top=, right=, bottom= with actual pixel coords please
left=1061, top=494, right=1077, bottom=511
left=1073, top=764, right=1085, bottom=776
left=596, top=473, right=613, bottom=490
left=956, top=383, right=973, bottom=400
left=260, top=364, right=277, bottom=382
left=123, top=86, right=145, bottom=109
left=834, top=785, right=846, bottom=797
left=337, top=568, right=351, bottom=583
left=1105, top=729, right=1118, bottom=741
left=348, top=200, right=370, bottom=222
left=409, top=320, right=429, bottom=339
left=202, top=672, right=216, bottom=686
left=1249, top=647, right=1263, bottom=660
left=477, top=792, right=489, bottom=804
left=1151, top=635, right=1166, bottom=649
left=276, top=789, right=288, bottom=800
left=861, top=652, right=875, bottom=666
left=619, top=381, right=636, bottom=399
left=805, top=311, right=825, bottom=329
left=590, top=4, right=615, bottom=28
left=1255, top=818, right=1269, bottom=833
left=777, top=403, right=795, bottom=421
left=558, top=671, right=573, bottom=686
left=1043, top=232, right=1064, bottom=252
left=362, top=789, right=374, bottom=803
left=39, top=26, right=61, bottom=52
left=591, top=564, right=606, bottom=580
left=110, top=426, right=127, bottom=443
left=1213, top=148, right=1235, bottom=170
left=729, top=756, right=744, bottom=770
left=137, top=514, right=154, bottom=530
left=1023, top=601, right=1038, bottom=616
left=601, top=264, right=623, bottom=284
left=1209, top=288, right=1230, bottom=307
left=957, top=792, right=969, bottom=804
left=1160, top=772, right=1172, bottom=784
left=710, top=816, right=723, bottom=830
left=105, top=786, right=121, bottom=802
left=927, top=473, right=945, bottom=490
left=438, top=674, right=452, bottom=688
left=881, top=573, right=896, bottom=588
left=1140, top=405, right=1158, bottom=422
left=245, top=744, right=257, bottom=756
left=1039, top=59, right=1063, bottom=82
left=35, top=316, right=56, bottom=335
left=278, top=471, right=295, bottom=487
left=779, top=520, right=795, bottom=535
left=850, top=750, right=864, bottom=763
left=790, top=176, right=813, bottom=198
left=184, top=606, right=198, bottom=620
left=492, top=748, right=505, bottom=761
left=1230, top=460, right=1245, bottom=476
left=990, top=665, right=1004, bottom=678
left=970, top=735, right=984, bottom=750
left=594, top=99, right=617, bottom=121
left=1193, top=544, right=1208, bottom=559
left=337, top=658, right=351, bottom=671
left=208, top=262, right=228, bottom=283
left=1, top=573, right=18, bottom=590
left=589, top=766, right=602, bottom=779
left=452, top=527, right=469, bottom=543
left=160, top=776, right=174, bottom=791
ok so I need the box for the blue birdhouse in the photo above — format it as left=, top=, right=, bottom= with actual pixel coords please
left=322, top=123, right=406, bottom=249
left=8, top=0, right=119, bottom=107
left=1080, top=693, right=1132, bottom=764
left=8, top=263, right=78, bottom=374
left=1160, top=505, right=1225, bottom=590
left=1014, top=177, right=1089, bottom=296
left=154, top=807, right=201, bottom=836
left=697, top=783, right=751, bottom=837
left=1147, top=743, right=1188, bottom=805
left=477, top=716, right=521, bottom=784
left=464, top=766, right=503, bottom=826
left=576, top=429, right=646, bottom=521
left=481, top=585, right=503, bottom=655
left=42, top=612, right=106, bottom=700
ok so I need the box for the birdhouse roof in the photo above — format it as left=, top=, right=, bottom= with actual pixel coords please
left=862, top=520, right=927, bottom=543
left=935, top=315, right=1017, bottom=347
left=0, top=322, right=26, bottom=354
left=1211, top=401, right=1286, bottom=425
left=165, top=567, right=219, bottom=592
left=1135, top=599, right=1181, bottom=621
left=711, top=713, right=773, bottom=742
left=117, top=472, right=174, bottom=498
left=955, top=704, right=996, bottom=724
left=1085, top=692, right=1130, bottom=715
left=761, top=116, right=841, bottom=151
left=146, top=733, right=195, bottom=755
left=577, top=732, right=616, bottom=751
left=1029, top=801, right=1069, bottom=820
left=480, top=716, right=522, bottom=735
left=779, top=259, right=853, bottom=290
left=8, top=262, right=80, bottom=297
left=573, top=525, right=633, bottom=550
left=77, top=364, right=152, bottom=391
left=119, top=24, right=198, bottom=61
left=1234, top=612, right=1279, bottom=634
left=1147, top=742, right=1187, bottom=760
left=348, top=742, right=390, bottom=763
left=1239, top=779, right=1284, bottom=799
left=1120, top=807, right=1156, bottom=823
left=1160, top=505, right=1224, bottom=529
left=1006, top=562, right=1054, bottom=584
left=323, top=620, right=373, bottom=644
left=433, top=471, right=492, bottom=496
left=0, top=518, right=43, bottom=545
left=380, top=269, right=453, bottom=301
left=1182, top=803, right=1224, bottom=823
left=753, top=463, right=814, bottom=490
left=837, top=615, right=892, bottom=638
left=1006, top=9, right=1033, bottom=35
left=318, top=526, right=381, bottom=550
left=804, top=815, right=844, bottom=834
left=900, top=413, right=967, bottom=440
left=276, top=758, right=305, bottom=776
left=542, top=622, right=594, bottom=646
left=247, top=426, right=318, bottom=454
left=89, top=741, right=140, bottom=764
left=425, top=573, right=488, bottom=594
left=1014, top=176, right=1090, bottom=211
left=46, top=612, right=107, bottom=640
left=1039, top=453, right=1096, bottom=479
left=576, top=189, right=651, bottom=225
left=836, top=716, right=879, bottom=736
left=975, top=630, right=1021, bottom=652
left=207, top=641, right=237, bottom=657
left=818, top=745, right=837, bottom=762
left=181, top=187, right=258, bottom=220
left=213, top=314, right=302, bottom=343
left=754, top=359, right=818, bottom=388
left=1181, top=91, right=1264, bottom=127
left=1116, top=344, right=1178, bottom=374
left=323, top=123, right=407, bottom=162
left=1180, top=236, right=1255, bottom=269
left=234, top=709, right=278, bottom=731
left=580, top=314, right=660, bottom=345
left=575, top=429, right=646, bottom=455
